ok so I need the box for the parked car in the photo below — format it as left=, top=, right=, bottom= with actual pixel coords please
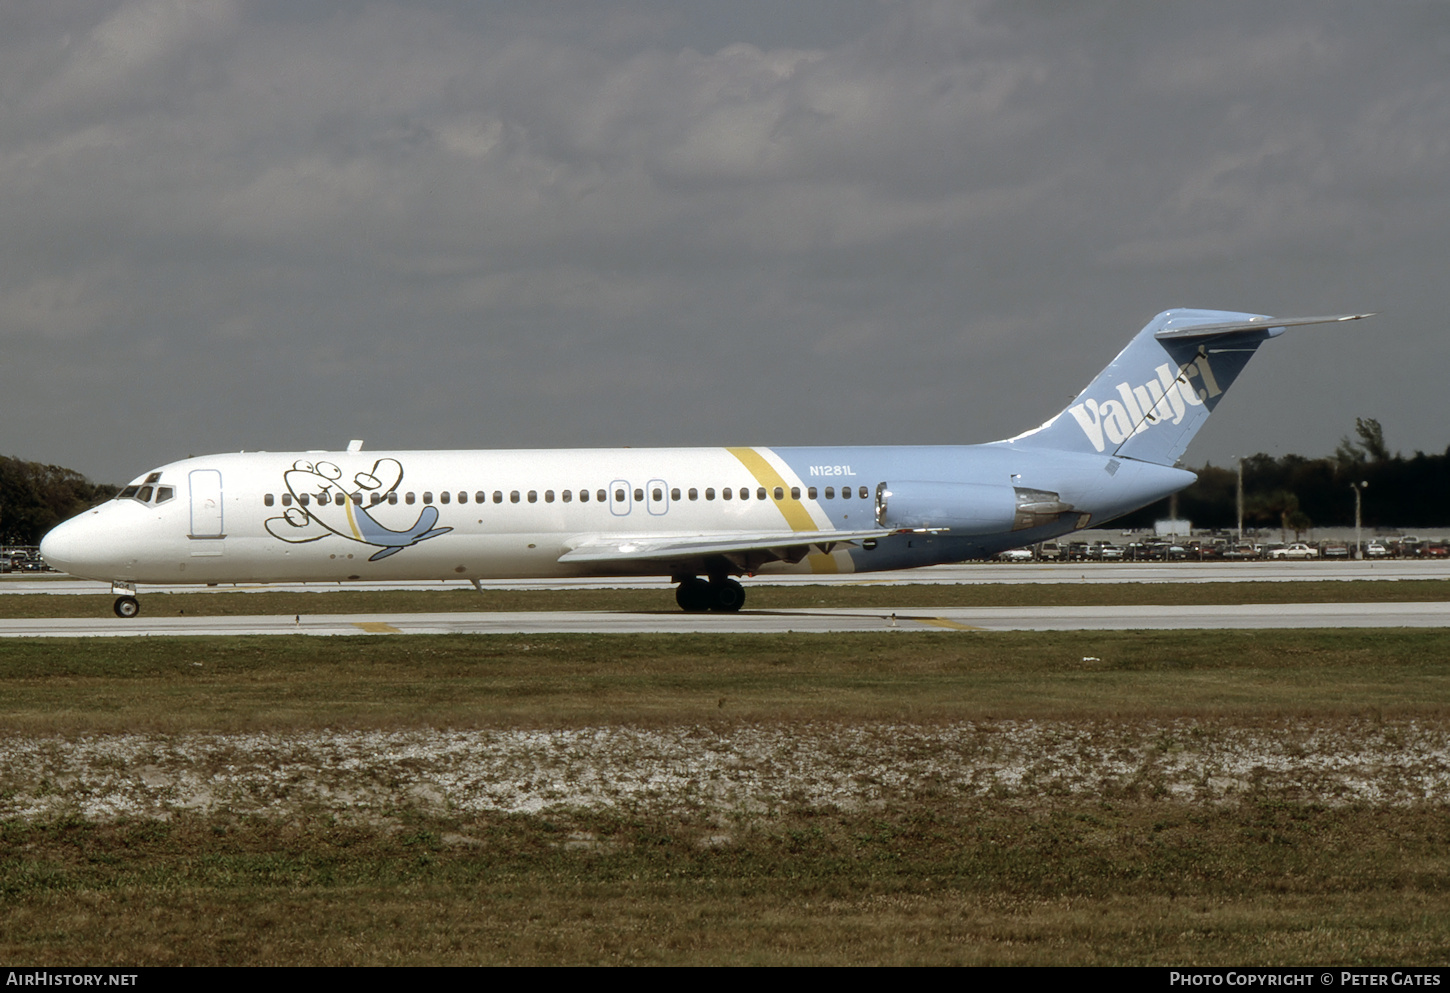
left=1320, top=542, right=1350, bottom=559
left=1268, top=543, right=1319, bottom=560
left=997, top=547, right=1034, bottom=562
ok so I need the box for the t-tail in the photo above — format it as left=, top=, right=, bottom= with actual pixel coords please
left=1008, top=309, right=1372, bottom=466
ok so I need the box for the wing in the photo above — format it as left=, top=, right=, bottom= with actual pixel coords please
left=558, top=527, right=924, bottom=574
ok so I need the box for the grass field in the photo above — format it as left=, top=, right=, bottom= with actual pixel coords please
left=3, top=622, right=1450, bottom=964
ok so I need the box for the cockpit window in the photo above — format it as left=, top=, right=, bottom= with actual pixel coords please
left=155, top=486, right=174, bottom=504
left=136, top=486, right=154, bottom=502
left=118, top=486, right=140, bottom=500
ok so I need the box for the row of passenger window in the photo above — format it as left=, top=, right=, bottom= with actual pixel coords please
left=262, top=484, right=873, bottom=508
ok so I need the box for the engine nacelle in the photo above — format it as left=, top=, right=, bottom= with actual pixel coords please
left=875, top=480, right=1075, bottom=534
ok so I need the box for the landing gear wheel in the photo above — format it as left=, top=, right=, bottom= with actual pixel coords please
left=675, top=577, right=713, bottom=612
left=709, top=578, right=745, bottom=613
left=113, top=596, right=141, bottom=619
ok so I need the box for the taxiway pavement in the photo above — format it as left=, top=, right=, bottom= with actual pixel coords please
left=0, top=601, right=1444, bottom=637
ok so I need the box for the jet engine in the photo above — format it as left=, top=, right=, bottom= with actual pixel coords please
left=874, top=480, right=1075, bottom=534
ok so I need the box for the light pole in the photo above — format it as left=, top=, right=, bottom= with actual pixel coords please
left=1351, top=480, right=1368, bottom=559
left=1235, top=456, right=1244, bottom=543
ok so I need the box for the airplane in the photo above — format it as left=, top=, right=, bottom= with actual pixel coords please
left=39, top=308, right=1370, bottom=618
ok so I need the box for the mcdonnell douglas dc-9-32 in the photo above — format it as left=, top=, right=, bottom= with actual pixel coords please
left=40, top=308, right=1369, bottom=618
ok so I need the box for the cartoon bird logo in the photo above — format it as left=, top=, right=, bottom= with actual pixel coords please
left=264, top=458, right=451, bottom=561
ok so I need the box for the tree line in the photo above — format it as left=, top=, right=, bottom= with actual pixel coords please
left=0, top=457, right=117, bottom=546
left=1118, top=419, right=1450, bottom=531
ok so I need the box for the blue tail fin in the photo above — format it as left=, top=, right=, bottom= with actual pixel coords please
left=1008, top=309, right=1369, bottom=466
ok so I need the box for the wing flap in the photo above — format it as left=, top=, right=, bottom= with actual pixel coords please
left=558, top=528, right=911, bottom=566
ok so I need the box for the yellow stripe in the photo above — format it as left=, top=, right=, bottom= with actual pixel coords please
left=354, top=621, right=401, bottom=634
left=343, top=493, right=364, bottom=541
left=913, top=617, right=981, bottom=631
left=807, top=552, right=839, bottom=574
left=726, top=447, right=818, bottom=531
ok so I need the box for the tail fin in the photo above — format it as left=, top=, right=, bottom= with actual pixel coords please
left=1008, top=309, right=1371, bottom=466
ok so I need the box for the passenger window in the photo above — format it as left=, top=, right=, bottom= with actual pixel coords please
left=671, top=488, right=681, bottom=501
left=405, top=492, right=415, bottom=505
left=475, top=492, right=486, bottom=504
left=352, top=493, right=363, bottom=505
left=807, top=487, right=816, bottom=499
left=282, top=493, right=293, bottom=506
left=688, top=488, right=698, bottom=501
left=615, top=489, right=625, bottom=502
left=652, top=488, right=663, bottom=501
left=722, top=488, right=731, bottom=501
left=859, top=487, right=869, bottom=499
left=791, top=486, right=800, bottom=500
left=597, top=490, right=607, bottom=503
left=369, top=492, right=382, bottom=505
left=841, top=487, right=850, bottom=499
left=264, top=493, right=275, bottom=507
left=300, top=493, right=311, bottom=507
left=388, top=492, right=398, bottom=505
left=423, top=492, right=433, bottom=504
left=510, top=491, right=520, bottom=503
left=756, top=487, right=767, bottom=501
left=633, top=488, right=643, bottom=502
left=704, top=488, right=714, bottom=500
left=824, top=487, right=834, bottom=499
left=528, top=491, right=538, bottom=503
left=494, top=491, right=503, bottom=504
left=773, top=487, right=783, bottom=501
left=457, top=492, right=467, bottom=504
left=579, top=490, right=589, bottom=503
left=545, top=490, right=555, bottom=503
left=440, top=491, right=450, bottom=504
left=562, top=490, right=572, bottom=503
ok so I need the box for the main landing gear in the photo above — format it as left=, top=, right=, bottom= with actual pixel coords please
left=675, top=576, right=746, bottom=613
left=112, top=582, right=140, bottom=618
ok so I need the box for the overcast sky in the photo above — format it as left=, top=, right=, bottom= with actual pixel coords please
left=3, top=1, right=1446, bottom=484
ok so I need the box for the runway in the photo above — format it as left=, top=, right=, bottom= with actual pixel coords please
left=0, top=601, right=1444, bottom=637
left=4, top=559, right=1447, bottom=596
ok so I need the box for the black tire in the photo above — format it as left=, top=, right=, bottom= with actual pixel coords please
left=675, top=578, right=712, bottom=612
left=114, top=596, right=140, bottom=619
left=710, top=578, right=745, bottom=613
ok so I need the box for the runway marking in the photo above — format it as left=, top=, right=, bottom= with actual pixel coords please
left=913, top=616, right=982, bottom=631
left=353, top=622, right=402, bottom=634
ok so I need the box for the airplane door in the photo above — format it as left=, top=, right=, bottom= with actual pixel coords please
left=189, top=469, right=225, bottom=546
left=647, top=479, right=669, bottom=516
left=610, top=479, right=631, bottom=516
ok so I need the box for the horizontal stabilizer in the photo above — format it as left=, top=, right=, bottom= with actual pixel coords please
left=1153, top=312, right=1374, bottom=341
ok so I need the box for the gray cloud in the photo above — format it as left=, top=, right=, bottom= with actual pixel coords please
left=1, top=1, right=1445, bottom=483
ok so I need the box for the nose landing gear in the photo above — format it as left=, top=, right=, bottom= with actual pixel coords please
left=111, top=582, right=141, bottom=618
left=674, top=576, right=745, bottom=613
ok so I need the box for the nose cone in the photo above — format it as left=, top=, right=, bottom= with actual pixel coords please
left=40, top=509, right=117, bottom=580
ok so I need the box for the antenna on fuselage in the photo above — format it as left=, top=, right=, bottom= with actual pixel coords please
left=347, top=440, right=364, bottom=452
